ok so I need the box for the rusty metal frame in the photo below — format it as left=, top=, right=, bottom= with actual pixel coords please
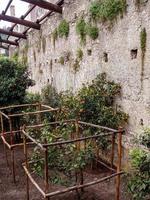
left=22, top=120, right=124, bottom=200
left=0, top=103, right=59, bottom=183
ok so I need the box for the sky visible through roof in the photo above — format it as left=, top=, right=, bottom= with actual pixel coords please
left=0, top=0, right=29, bottom=28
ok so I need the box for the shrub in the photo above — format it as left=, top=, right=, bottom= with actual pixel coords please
left=41, top=84, right=60, bottom=107
left=58, top=20, right=70, bottom=38
left=24, top=92, right=41, bottom=104
left=139, top=128, right=150, bottom=148
left=59, top=73, right=128, bottom=129
left=128, top=148, right=150, bottom=200
left=90, top=0, right=126, bottom=22
left=0, top=57, right=34, bottom=106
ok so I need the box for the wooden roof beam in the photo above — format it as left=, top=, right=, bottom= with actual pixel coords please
left=0, top=14, right=40, bottom=30
left=0, top=28, right=27, bottom=39
left=20, top=0, right=62, bottom=13
left=0, top=39, right=18, bottom=46
left=0, top=45, right=9, bottom=50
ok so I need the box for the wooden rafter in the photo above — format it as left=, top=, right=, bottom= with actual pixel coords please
left=0, top=38, right=18, bottom=46
left=0, top=45, right=9, bottom=50
left=0, top=14, right=40, bottom=30
left=3, top=0, right=13, bottom=15
left=20, top=0, right=62, bottom=13
left=0, top=28, right=27, bottom=39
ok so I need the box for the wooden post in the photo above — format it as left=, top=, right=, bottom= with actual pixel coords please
left=9, top=117, right=16, bottom=183
left=116, top=128, right=123, bottom=200
left=111, top=134, right=115, bottom=168
left=44, top=146, right=49, bottom=200
left=37, top=103, right=42, bottom=124
left=75, top=119, right=80, bottom=150
left=23, top=127, right=30, bottom=200
left=0, top=113, right=4, bottom=132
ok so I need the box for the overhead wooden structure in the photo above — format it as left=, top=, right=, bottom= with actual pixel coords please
left=0, top=14, right=40, bottom=30
left=21, top=0, right=62, bottom=13
left=0, top=38, right=18, bottom=46
left=0, top=28, right=27, bottom=39
left=0, top=45, right=9, bottom=50
left=0, top=0, right=64, bottom=49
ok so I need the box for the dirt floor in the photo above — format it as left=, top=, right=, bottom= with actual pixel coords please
left=0, top=140, right=129, bottom=200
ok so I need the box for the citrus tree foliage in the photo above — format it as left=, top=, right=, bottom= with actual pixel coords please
left=59, top=73, right=128, bottom=129
left=31, top=124, right=95, bottom=186
left=128, top=148, right=150, bottom=200
left=31, top=73, right=128, bottom=185
left=0, top=57, right=34, bottom=106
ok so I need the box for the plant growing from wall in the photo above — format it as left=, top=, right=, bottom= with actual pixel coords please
left=42, top=37, right=46, bottom=53
left=76, top=19, right=99, bottom=43
left=58, top=20, right=70, bottom=38
left=76, top=18, right=87, bottom=44
left=140, top=28, right=147, bottom=85
left=52, top=28, right=58, bottom=48
left=33, top=50, right=36, bottom=63
left=86, top=24, right=99, bottom=40
left=72, top=59, right=80, bottom=73
left=140, top=28, right=147, bottom=58
left=77, top=48, right=83, bottom=61
left=90, top=0, right=126, bottom=22
left=59, top=56, right=65, bottom=65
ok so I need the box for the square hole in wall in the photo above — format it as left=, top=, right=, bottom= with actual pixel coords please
left=103, top=52, right=108, bottom=62
left=131, top=49, right=138, bottom=59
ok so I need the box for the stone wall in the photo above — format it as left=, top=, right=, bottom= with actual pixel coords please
left=18, top=0, right=150, bottom=136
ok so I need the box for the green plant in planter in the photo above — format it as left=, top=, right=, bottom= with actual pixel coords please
left=58, top=20, right=70, bottom=38
left=86, top=24, right=99, bottom=40
left=76, top=18, right=87, bottom=44
left=90, top=0, right=126, bottom=22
